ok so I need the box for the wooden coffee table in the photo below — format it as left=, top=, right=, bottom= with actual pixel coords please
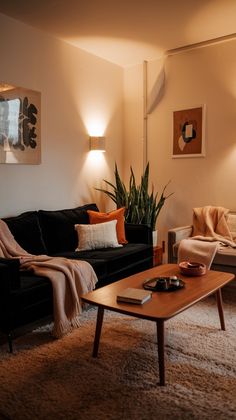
left=81, top=264, right=234, bottom=386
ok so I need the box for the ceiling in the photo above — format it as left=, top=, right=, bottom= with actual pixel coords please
left=1, top=0, right=236, bottom=67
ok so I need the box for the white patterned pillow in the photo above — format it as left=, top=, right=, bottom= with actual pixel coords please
left=75, top=220, right=122, bottom=251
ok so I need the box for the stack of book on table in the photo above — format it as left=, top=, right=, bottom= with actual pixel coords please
left=117, top=287, right=152, bottom=304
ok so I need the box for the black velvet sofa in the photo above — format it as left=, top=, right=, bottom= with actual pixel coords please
left=0, top=203, right=153, bottom=350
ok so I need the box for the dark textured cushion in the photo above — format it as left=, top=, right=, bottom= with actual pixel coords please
left=38, top=203, right=99, bottom=254
left=50, top=251, right=108, bottom=280
left=77, top=243, right=153, bottom=274
left=3, top=212, right=47, bottom=255
left=52, top=243, right=152, bottom=279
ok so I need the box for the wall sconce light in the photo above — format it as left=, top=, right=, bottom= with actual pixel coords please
left=89, top=136, right=105, bottom=152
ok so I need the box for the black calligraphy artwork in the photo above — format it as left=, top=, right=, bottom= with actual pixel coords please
left=0, top=85, right=41, bottom=164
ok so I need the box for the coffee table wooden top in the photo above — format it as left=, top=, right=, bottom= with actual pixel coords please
left=81, top=264, right=234, bottom=321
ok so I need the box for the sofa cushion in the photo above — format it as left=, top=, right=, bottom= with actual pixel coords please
left=38, top=203, right=99, bottom=254
left=88, top=207, right=127, bottom=244
left=3, top=211, right=47, bottom=255
left=52, top=243, right=152, bottom=278
left=49, top=251, right=108, bottom=280
left=92, top=243, right=152, bottom=274
left=75, top=220, right=122, bottom=251
left=213, top=247, right=236, bottom=267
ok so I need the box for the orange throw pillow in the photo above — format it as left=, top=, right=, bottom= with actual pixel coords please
left=87, top=208, right=128, bottom=244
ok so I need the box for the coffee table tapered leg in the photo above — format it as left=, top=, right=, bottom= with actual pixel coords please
left=156, top=320, right=165, bottom=386
left=216, top=289, right=226, bottom=331
left=93, top=306, right=104, bottom=357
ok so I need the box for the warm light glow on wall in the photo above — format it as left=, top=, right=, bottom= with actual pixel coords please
left=84, top=116, right=106, bottom=137
left=86, top=149, right=106, bottom=167
left=80, top=149, right=109, bottom=206
left=226, top=143, right=236, bottom=161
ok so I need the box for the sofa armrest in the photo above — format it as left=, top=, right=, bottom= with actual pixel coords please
left=0, top=258, right=20, bottom=292
left=125, top=223, right=153, bottom=245
left=168, top=225, right=193, bottom=263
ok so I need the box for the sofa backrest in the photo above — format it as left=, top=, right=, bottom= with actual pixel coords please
left=2, top=204, right=99, bottom=256
left=38, top=203, right=99, bottom=254
left=3, top=211, right=48, bottom=255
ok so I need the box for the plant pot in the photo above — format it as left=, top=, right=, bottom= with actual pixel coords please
left=152, top=230, right=158, bottom=247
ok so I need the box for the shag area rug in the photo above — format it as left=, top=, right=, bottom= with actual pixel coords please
left=0, top=295, right=235, bottom=420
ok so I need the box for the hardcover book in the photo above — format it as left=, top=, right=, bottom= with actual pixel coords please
left=117, top=287, right=152, bottom=304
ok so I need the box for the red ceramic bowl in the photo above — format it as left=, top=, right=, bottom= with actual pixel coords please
left=179, top=261, right=207, bottom=276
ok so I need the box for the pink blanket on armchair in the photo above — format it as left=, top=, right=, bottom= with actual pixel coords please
left=192, top=205, right=236, bottom=247
left=0, top=219, right=97, bottom=338
left=178, top=206, right=236, bottom=269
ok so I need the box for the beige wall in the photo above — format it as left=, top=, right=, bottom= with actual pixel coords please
left=124, top=40, right=236, bottom=256
left=0, top=13, right=123, bottom=217
left=1, top=12, right=236, bottom=257
left=123, top=64, right=143, bottom=178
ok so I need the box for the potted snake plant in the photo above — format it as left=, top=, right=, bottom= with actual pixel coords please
left=96, top=162, right=173, bottom=245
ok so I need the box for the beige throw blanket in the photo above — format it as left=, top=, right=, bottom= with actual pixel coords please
left=192, top=206, right=236, bottom=247
left=0, top=219, right=98, bottom=338
left=178, top=206, right=236, bottom=269
left=178, top=238, right=218, bottom=269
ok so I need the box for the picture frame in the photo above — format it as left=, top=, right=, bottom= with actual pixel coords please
left=172, top=104, right=206, bottom=158
left=0, top=82, right=41, bottom=164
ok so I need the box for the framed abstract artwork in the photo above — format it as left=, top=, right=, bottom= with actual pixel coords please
left=172, top=105, right=206, bottom=158
left=0, top=82, right=41, bottom=164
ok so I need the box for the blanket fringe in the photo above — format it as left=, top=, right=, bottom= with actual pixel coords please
left=52, top=315, right=81, bottom=339
left=52, top=301, right=82, bottom=338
